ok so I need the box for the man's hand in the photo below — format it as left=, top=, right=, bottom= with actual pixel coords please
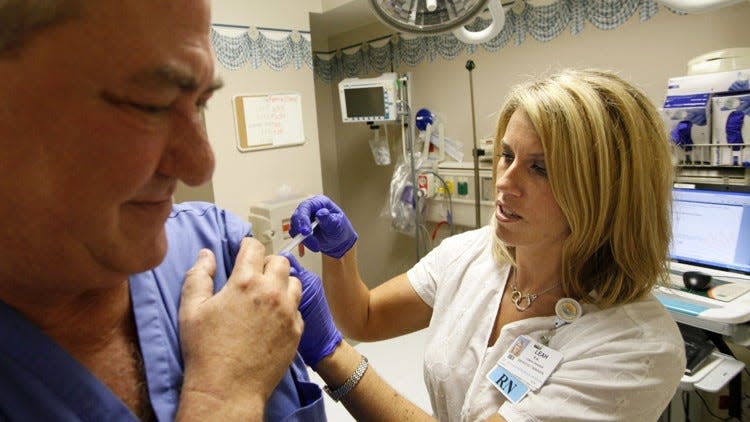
left=177, top=238, right=303, bottom=420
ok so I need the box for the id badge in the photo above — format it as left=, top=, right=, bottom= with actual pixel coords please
left=498, top=335, right=563, bottom=391
left=486, top=364, right=529, bottom=404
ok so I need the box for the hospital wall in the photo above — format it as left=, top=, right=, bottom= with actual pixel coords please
left=313, top=2, right=750, bottom=286
left=176, top=0, right=328, bottom=273
left=207, top=0, right=324, bottom=216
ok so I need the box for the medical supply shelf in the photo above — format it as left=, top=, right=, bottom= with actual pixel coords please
left=673, top=144, right=750, bottom=186
left=673, top=143, right=750, bottom=166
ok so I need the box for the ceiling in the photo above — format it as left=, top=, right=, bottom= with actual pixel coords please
left=310, top=0, right=379, bottom=40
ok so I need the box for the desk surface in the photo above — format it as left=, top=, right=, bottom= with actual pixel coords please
left=656, top=263, right=749, bottom=394
left=654, top=262, right=750, bottom=338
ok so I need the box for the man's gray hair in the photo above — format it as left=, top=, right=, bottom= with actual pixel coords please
left=0, top=0, right=81, bottom=54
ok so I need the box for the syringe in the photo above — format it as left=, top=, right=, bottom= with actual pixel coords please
left=278, top=219, right=319, bottom=254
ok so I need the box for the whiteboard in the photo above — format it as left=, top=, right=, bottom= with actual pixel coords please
left=232, top=93, right=305, bottom=151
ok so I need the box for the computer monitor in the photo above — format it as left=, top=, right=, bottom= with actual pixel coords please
left=670, top=184, right=750, bottom=274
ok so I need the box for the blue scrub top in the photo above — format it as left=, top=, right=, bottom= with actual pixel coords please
left=0, top=202, right=326, bottom=421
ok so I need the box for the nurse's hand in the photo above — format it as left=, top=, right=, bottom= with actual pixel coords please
left=289, top=195, right=358, bottom=259
left=177, top=238, right=303, bottom=419
left=282, top=252, right=343, bottom=369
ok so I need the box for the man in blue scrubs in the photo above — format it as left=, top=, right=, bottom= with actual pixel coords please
left=0, top=1, right=325, bottom=420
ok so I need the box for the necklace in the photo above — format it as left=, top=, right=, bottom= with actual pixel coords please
left=510, top=280, right=562, bottom=312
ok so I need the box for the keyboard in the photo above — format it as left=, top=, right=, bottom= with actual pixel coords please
left=679, top=323, right=715, bottom=374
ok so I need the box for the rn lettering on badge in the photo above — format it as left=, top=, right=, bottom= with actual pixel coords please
left=486, top=364, right=529, bottom=404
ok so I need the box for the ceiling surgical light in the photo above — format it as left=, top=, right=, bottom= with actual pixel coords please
left=369, top=0, right=506, bottom=44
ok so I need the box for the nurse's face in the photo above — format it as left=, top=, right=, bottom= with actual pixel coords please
left=494, top=110, right=570, bottom=256
left=0, top=0, right=218, bottom=295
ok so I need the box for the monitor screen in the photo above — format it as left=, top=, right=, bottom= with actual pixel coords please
left=343, top=87, right=386, bottom=118
left=670, top=185, right=750, bottom=274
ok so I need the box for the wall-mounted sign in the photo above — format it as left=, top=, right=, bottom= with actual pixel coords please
left=233, top=92, right=305, bottom=152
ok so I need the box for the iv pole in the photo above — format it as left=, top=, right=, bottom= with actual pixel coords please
left=397, top=73, right=422, bottom=260
left=466, top=59, right=482, bottom=228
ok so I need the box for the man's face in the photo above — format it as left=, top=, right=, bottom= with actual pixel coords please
left=0, top=1, right=218, bottom=295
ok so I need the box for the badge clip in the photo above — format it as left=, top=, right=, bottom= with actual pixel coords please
left=553, top=298, right=582, bottom=328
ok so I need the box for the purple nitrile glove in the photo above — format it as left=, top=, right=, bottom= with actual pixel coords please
left=728, top=79, right=749, bottom=92
left=685, top=109, right=707, bottom=126
left=289, top=195, right=358, bottom=259
left=737, top=96, right=750, bottom=116
left=282, top=252, right=342, bottom=369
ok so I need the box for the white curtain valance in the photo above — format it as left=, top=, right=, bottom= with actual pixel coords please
left=211, top=0, right=678, bottom=83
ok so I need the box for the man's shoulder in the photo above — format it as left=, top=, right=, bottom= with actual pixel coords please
left=164, top=202, right=250, bottom=265
left=166, top=202, right=225, bottom=239
left=169, top=201, right=218, bottom=219
left=167, top=202, right=247, bottom=234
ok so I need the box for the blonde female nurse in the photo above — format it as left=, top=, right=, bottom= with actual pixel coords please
left=290, top=69, right=686, bottom=421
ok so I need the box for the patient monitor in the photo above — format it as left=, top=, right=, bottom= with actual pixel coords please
left=338, top=72, right=399, bottom=123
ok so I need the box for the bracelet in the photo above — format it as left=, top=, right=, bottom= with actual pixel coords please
left=323, top=355, right=369, bottom=402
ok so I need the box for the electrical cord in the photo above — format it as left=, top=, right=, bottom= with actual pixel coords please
left=682, top=388, right=742, bottom=421
left=418, top=223, right=432, bottom=251
left=420, top=170, right=455, bottom=235
left=682, top=390, right=693, bottom=422
left=695, top=390, right=735, bottom=421
left=410, top=187, right=432, bottom=253
left=431, top=221, right=449, bottom=240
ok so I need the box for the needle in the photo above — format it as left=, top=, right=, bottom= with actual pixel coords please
left=279, top=220, right=319, bottom=254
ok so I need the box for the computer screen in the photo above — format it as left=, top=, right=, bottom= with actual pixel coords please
left=343, top=86, right=386, bottom=118
left=670, top=185, right=750, bottom=274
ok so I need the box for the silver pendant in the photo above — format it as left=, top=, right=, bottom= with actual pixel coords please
left=511, top=290, right=535, bottom=312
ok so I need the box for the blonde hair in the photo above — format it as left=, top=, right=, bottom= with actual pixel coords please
left=492, top=69, right=673, bottom=308
left=0, top=0, right=81, bottom=55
